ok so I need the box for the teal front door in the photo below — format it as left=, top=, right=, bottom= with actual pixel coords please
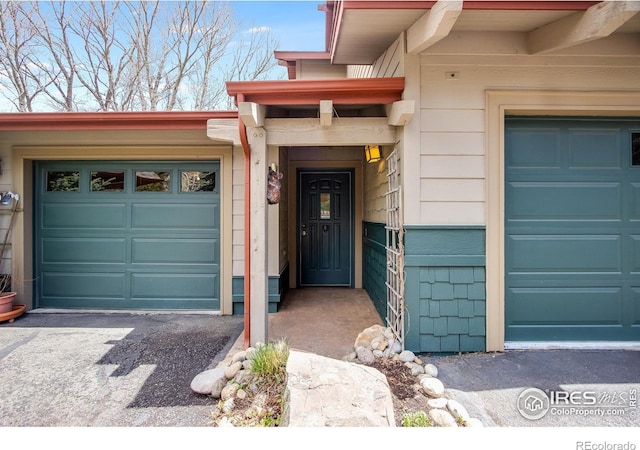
left=35, top=161, right=220, bottom=310
left=505, top=117, right=640, bottom=341
left=298, top=170, right=354, bottom=286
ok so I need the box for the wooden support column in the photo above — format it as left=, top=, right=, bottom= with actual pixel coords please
left=248, top=126, right=269, bottom=345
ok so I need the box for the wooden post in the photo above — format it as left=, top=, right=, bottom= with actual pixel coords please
left=248, top=127, right=269, bottom=345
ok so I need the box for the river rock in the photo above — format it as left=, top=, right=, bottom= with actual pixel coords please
left=190, top=366, right=227, bottom=395
left=398, top=350, right=415, bottom=363
left=429, top=408, right=458, bottom=427
left=420, top=376, right=445, bottom=397
left=355, top=345, right=375, bottom=364
left=424, top=363, right=438, bottom=378
left=224, top=361, right=243, bottom=380
left=427, top=397, right=448, bottom=409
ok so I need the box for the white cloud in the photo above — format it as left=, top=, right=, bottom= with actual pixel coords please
left=247, top=26, right=270, bottom=33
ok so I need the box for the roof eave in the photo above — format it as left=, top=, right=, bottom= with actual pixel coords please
left=0, top=111, right=237, bottom=131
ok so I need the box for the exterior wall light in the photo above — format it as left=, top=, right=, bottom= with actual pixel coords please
left=365, top=145, right=381, bottom=163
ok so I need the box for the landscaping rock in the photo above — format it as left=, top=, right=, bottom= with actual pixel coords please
left=427, top=397, right=449, bottom=409
left=420, top=376, right=445, bottom=398
left=464, top=418, right=484, bottom=427
left=429, top=408, right=458, bottom=427
left=355, top=346, right=375, bottom=364
left=282, top=350, right=395, bottom=427
left=224, top=361, right=243, bottom=380
left=424, top=363, right=438, bottom=378
left=447, top=399, right=471, bottom=423
left=398, top=350, right=415, bottom=363
left=190, top=366, right=226, bottom=395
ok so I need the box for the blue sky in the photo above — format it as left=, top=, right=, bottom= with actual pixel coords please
left=231, top=0, right=327, bottom=51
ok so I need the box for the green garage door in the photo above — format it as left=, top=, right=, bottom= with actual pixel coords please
left=505, top=117, right=640, bottom=341
left=35, top=161, right=220, bottom=310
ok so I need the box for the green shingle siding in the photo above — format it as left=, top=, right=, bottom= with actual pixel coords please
left=362, top=222, right=387, bottom=321
left=404, top=226, right=486, bottom=354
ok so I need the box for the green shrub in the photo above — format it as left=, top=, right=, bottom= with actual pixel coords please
left=401, top=411, right=432, bottom=427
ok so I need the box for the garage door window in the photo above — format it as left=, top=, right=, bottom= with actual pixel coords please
left=180, top=170, right=216, bottom=192
left=633, top=132, right=640, bottom=166
left=91, top=171, right=125, bottom=191
left=47, top=171, right=79, bottom=192
left=135, top=171, right=170, bottom=192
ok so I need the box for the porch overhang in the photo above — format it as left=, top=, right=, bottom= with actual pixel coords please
left=225, top=77, right=405, bottom=107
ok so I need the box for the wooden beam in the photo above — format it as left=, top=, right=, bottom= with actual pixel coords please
left=387, top=100, right=415, bottom=126
left=206, top=118, right=241, bottom=145
left=238, top=102, right=266, bottom=127
left=528, top=0, right=640, bottom=54
left=264, top=117, right=397, bottom=146
left=407, top=0, right=463, bottom=55
left=319, top=100, right=333, bottom=127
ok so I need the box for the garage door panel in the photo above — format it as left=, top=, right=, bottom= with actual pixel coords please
left=132, top=238, right=219, bottom=264
left=42, top=272, right=126, bottom=298
left=132, top=203, right=218, bottom=229
left=507, top=182, right=621, bottom=220
left=131, top=273, right=218, bottom=299
left=631, top=183, right=640, bottom=220
left=506, top=128, right=561, bottom=169
left=42, top=203, right=127, bottom=229
left=508, top=287, right=623, bottom=325
left=568, top=130, right=622, bottom=169
left=633, top=289, right=640, bottom=325
left=631, top=236, right=640, bottom=273
left=507, top=235, right=621, bottom=273
left=42, top=238, right=127, bottom=264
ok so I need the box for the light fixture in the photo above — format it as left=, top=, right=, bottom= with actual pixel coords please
left=365, top=145, right=381, bottom=163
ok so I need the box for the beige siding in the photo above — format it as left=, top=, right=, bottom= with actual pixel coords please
left=298, top=60, right=347, bottom=79
left=348, top=34, right=405, bottom=78
left=232, top=146, right=245, bottom=276
left=278, top=147, right=289, bottom=272
left=363, top=150, right=389, bottom=223
left=415, top=31, right=640, bottom=226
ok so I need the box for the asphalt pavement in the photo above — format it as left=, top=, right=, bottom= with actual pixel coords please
left=0, top=311, right=243, bottom=427
left=433, top=349, right=640, bottom=427
left=1, top=309, right=639, bottom=432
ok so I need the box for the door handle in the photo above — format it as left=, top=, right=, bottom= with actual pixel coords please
left=302, top=230, right=308, bottom=236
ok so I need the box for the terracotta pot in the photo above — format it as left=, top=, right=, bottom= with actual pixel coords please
left=0, top=292, right=16, bottom=314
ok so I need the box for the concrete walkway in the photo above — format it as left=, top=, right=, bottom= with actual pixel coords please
left=268, top=288, right=383, bottom=360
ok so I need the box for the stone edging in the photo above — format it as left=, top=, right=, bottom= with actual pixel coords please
left=343, top=324, right=484, bottom=427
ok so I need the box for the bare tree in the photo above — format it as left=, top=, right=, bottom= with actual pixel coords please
left=0, top=0, right=283, bottom=112
left=0, top=2, right=46, bottom=111
left=27, top=1, right=79, bottom=111
left=219, top=23, right=282, bottom=110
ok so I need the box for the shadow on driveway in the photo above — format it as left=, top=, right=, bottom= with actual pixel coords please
left=0, top=312, right=243, bottom=426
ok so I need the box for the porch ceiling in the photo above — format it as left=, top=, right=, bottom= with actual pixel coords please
left=329, top=1, right=638, bottom=63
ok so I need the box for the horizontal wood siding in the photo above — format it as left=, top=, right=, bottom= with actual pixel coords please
left=416, top=32, right=640, bottom=226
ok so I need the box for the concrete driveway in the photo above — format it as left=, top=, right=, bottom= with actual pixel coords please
left=434, top=349, right=640, bottom=427
left=0, top=311, right=242, bottom=427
